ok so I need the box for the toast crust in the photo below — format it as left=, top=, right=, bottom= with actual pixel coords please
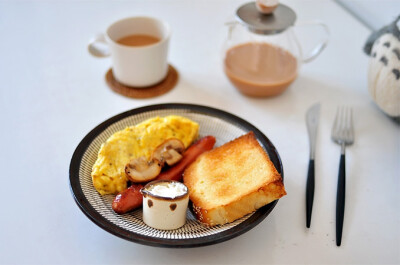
left=183, top=132, right=286, bottom=226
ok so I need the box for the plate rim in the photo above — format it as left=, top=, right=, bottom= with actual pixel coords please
left=69, top=103, right=284, bottom=248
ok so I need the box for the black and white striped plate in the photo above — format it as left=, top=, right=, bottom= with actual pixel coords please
left=69, top=103, right=283, bottom=248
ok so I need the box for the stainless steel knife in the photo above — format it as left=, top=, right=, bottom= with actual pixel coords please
left=305, top=103, right=320, bottom=228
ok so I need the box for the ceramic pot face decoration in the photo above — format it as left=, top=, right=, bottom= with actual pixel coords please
left=364, top=16, right=400, bottom=119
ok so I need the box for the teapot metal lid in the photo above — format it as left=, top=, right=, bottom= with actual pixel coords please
left=236, top=2, right=297, bottom=35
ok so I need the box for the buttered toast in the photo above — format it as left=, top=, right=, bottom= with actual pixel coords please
left=183, top=131, right=286, bottom=226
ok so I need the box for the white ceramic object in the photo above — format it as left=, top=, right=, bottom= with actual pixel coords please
left=364, top=17, right=400, bottom=118
left=88, top=16, right=170, bottom=87
left=141, top=180, right=189, bottom=230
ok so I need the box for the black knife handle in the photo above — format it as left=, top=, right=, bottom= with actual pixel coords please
left=306, top=159, right=315, bottom=228
left=336, top=154, right=346, bottom=246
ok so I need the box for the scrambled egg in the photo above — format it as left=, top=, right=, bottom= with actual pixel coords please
left=91, top=115, right=199, bottom=195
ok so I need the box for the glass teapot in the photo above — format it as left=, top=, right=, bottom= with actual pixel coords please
left=223, top=1, right=329, bottom=97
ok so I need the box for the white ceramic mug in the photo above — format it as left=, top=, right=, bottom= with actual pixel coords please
left=88, top=17, right=171, bottom=87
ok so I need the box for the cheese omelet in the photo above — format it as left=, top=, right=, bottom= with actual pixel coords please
left=92, top=115, right=199, bottom=195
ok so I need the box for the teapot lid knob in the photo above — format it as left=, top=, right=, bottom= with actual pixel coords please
left=256, top=0, right=279, bottom=14
left=236, top=1, right=297, bottom=35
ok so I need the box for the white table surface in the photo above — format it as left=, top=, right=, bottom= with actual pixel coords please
left=1, top=0, right=399, bottom=264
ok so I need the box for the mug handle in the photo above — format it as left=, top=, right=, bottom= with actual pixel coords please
left=294, top=21, right=330, bottom=63
left=88, top=33, right=111, bottom=58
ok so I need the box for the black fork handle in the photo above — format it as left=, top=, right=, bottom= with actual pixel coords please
left=336, top=153, right=346, bottom=246
left=306, top=159, right=315, bottom=228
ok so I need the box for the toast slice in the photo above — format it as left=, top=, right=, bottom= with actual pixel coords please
left=183, top=131, right=286, bottom=226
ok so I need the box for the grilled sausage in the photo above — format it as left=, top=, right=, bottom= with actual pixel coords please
left=157, top=135, right=216, bottom=181
left=112, top=184, right=144, bottom=214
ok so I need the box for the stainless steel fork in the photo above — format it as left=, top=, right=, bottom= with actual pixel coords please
left=331, top=106, right=354, bottom=247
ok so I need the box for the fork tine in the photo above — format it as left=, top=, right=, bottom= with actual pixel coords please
left=332, top=107, right=340, bottom=137
left=339, top=106, right=345, bottom=136
left=343, top=106, right=349, bottom=139
left=349, top=107, right=354, bottom=140
left=344, top=106, right=352, bottom=141
left=338, top=106, right=346, bottom=140
left=347, top=107, right=352, bottom=139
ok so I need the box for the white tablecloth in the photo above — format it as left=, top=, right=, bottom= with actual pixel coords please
left=0, top=0, right=399, bottom=264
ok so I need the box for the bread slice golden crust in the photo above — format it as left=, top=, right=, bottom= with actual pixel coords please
left=183, top=131, right=286, bottom=226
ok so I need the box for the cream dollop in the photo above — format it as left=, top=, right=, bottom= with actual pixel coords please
left=147, top=182, right=187, bottom=198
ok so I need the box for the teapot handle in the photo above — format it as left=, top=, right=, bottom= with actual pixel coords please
left=225, top=21, right=239, bottom=41
left=294, top=21, right=330, bottom=63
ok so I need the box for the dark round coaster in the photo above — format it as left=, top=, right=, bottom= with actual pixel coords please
left=105, top=65, right=178, bottom=99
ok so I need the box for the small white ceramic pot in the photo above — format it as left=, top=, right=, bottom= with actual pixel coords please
left=140, top=180, right=189, bottom=230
